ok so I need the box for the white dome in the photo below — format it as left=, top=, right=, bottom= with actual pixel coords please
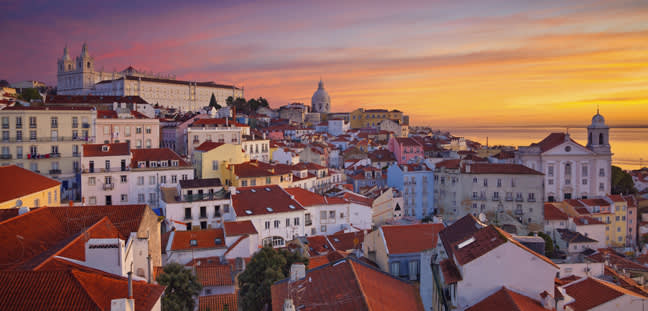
left=311, top=79, right=330, bottom=113
left=589, top=109, right=607, bottom=128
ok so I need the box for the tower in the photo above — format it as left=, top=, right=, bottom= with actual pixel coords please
left=76, top=42, right=95, bottom=91
left=586, top=107, right=611, bottom=154
left=311, top=78, right=330, bottom=113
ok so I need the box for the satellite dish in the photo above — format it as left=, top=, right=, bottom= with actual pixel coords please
left=15, top=200, right=22, bottom=207
left=478, top=213, right=488, bottom=223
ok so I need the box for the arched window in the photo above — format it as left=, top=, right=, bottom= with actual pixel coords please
left=588, top=133, right=592, bottom=145
left=87, top=61, right=91, bottom=69
left=68, top=64, right=71, bottom=70
left=599, top=133, right=604, bottom=145
left=565, top=162, right=572, bottom=175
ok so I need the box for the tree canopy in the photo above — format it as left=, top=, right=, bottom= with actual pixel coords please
left=156, top=262, right=202, bottom=311
left=238, top=246, right=308, bottom=311
left=225, top=96, right=270, bottom=115
left=19, top=88, right=42, bottom=102
left=611, top=165, right=637, bottom=195
left=209, top=93, right=221, bottom=109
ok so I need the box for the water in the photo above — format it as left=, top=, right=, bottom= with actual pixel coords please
left=446, top=127, right=648, bottom=170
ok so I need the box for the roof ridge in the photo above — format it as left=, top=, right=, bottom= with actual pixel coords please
left=347, top=259, right=372, bottom=311
left=0, top=204, right=49, bottom=225
left=69, top=269, right=107, bottom=311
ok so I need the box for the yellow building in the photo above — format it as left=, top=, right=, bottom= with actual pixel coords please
left=350, top=108, right=404, bottom=129
left=0, top=106, right=97, bottom=200
left=192, top=141, right=249, bottom=180
left=0, top=165, right=61, bottom=209
left=223, top=160, right=293, bottom=188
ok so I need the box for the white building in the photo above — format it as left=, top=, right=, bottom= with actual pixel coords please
left=81, top=143, right=193, bottom=208
left=285, top=187, right=372, bottom=236
left=95, top=107, right=160, bottom=149
left=272, top=147, right=301, bottom=165
left=57, top=43, right=243, bottom=111
left=517, top=110, right=612, bottom=202
left=230, top=185, right=306, bottom=248
left=241, top=138, right=270, bottom=162
left=311, top=79, right=330, bottom=114
left=186, top=118, right=248, bottom=157
left=327, top=118, right=348, bottom=136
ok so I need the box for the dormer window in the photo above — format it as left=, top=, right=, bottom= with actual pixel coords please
left=150, top=161, right=157, bottom=168
left=101, top=145, right=110, bottom=152
left=171, top=160, right=179, bottom=167
left=190, top=239, right=197, bottom=246
left=160, top=161, right=168, bottom=167
left=138, top=161, right=146, bottom=168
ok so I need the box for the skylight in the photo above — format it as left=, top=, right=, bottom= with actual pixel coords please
left=190, top=239, right=197, bottom=246
left=266, top=207, right=274, bottom=212
left=289, top=204, right=296, bottom=209
left=245, top=210, right=253, bottom=215
left=265, top=187, right=271, bottom=191
left=251, top=189, right=256, bottom=193
left=458, top=237, right=476, bottom=249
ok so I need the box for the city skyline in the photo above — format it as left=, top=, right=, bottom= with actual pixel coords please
left=2, top=0, right=648, bottom=127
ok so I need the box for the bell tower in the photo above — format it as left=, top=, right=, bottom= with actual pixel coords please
left=57, top=45, right=76, bottom=93
left=586, top=107, right=611, bottom=154
left=75, top=42, right=95, bottom=93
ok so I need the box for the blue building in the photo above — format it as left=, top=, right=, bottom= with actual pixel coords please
left=386, top=163, right=435, bottom=218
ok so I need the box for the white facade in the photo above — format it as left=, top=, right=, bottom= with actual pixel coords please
left=327, top=119, right=348, bottom=136
left=311, top=79, right=331, bottom=113
left=187, top=127, right=243, bottom=156
left=236, top=210, right=305, bottom=248
left=272, top=148, right=300, bottom=165
left=302, top=202, right=371, bottom=236
left=241, top=139, right=270, bottom=162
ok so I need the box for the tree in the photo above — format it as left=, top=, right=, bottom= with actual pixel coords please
left=19, top=88, right=41, bottom=102
left=226, top=96, right=234, bottom=106
left=156, top=262, right=202, bottom=311
left=611, top=165, right=637, bottom=195
left=209, top=93, right=221, bottom=109
left=238, top=246, right=308, bottom=311
left=533, top=231, right=555, bottom=258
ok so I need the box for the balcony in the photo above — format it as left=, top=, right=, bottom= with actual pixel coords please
left=514, top=209, right=524, bottom=216
left=49, top=169, right=62, bottom=175
left=82, top=123, right=90, bottom=128
left=492, top=196, right=500, bottom=201
left=182, top=192, right=228, bottom=202
left=29, top=124, right=37, bottom=129
left=1, top=124, right=8, bottom=129
left=72, top=123, right=79, bottom=129
left=103, top=183, right=114, bottom=190
left=515, top=197, right=524, bottom=202
left=527, top=198, right=536, bottom=202
left=50, top=153, right=61, bottom=158
left=72, top=152, right=81, bottom=157
left=505, top=196, right=514, bottom=201
left=305, top=220, right=312, bottom=226
left=0, top=154, right=11, bottom=160
left=184, top=215, right=192, bottom=220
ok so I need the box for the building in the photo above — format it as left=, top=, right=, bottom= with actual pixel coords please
left=271, top=258, right=424, bottom=311
left=434, top=160, right=545, bottom=229
left=371, top=187, right=404, bottom=226
left=363, top=223, right=444, bottom=281
left=230, top=185, right=306, bottom=248
left=241, top=138, right=270, bottom=162
left=223, top=160, right=293, bottom=188
left=350, top=108, right=405, bottom=129
left=57, top=43, right=243, bottom=110
left=560, top=277, right=648, bottom=310
left=186, top=118, right=248, bottom=157
left=81, top=143, right=193, bottom=208
left=517, top=110, right=612, bottom=201
left=0, top=106, right=97, bottom=200
left=386, top=163, right=435, bottom=219
left=0, top=165, right=60, bottom=209
left=192, top=141, right=249, bottom=180
left=388, top=136, right=424, bottom=164
left=311, top=79, right=331, bottom=114
left=95, top=109, right=160, bottom=149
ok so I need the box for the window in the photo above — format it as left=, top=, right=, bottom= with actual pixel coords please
left=548, top=179, right=554, bottom=185
left=88, top=197, right=95, bottom=205
left=1, top=131, right=8, bottom=142
left=483, top=179, right=488, bottom=187
left=145, top=139, right=151, bottom=148
left=390, top=262, right=400, bottom=276
left=599, top=168, right=605, bottom=177
left=1, top=117, right=7, bottom=129
left=212, top=160, right=218, bottom=170
left=51, top=117, right=58, bottom=128
left=497, top=179, right=502, bottom=187
left=582, top=166, right=588, bottom=177
left=408, top=260, right=419, bottom=280
left=582, top=179, right=587, bottom=185
left=30, top=130, right=36, bottom=141
left=137, top=176, right=144, bottom=185
left=266, top=177, right=271, bottom=185
left=15, top=117, right=22, bottom=128
left=16, top=146, right=22, bottom=159
left=329, top=211, right=335, bottom=218
left=274, top=220, right=280, bottom=228
left=105, top=176, right=112, bottom=185
left=136, top=127, right=142, bottom=134
left=265, top=221, right=270, bottom=229
left=599, top=183, right=604, bottom=191
left=146, top=126, right=151, bottom=134
left=565, top=163, right=572, bottom=175
left=149, top=176, right=156, bottom=185
left=171, top=175, right=177, bottom=183
left=250, top=179, right=256, bottom=186
left=294, top=217, right=300, bottom=226
left=321, top=225, right=326, bottom=232
left=121, top=194, right=128, bottom=202
left=15, top=130, right=22, bottom=141
left=160, top=176, right=167, bottom=184
left=138, top=193, right=145, bottom=202
left=72, top=117, right=78, bottom=128
left=548, top=166, right=554, bottom=177
left=241, top=180, right=247, bottom=186
left=184, top=208, right=192, bottom=219
left=528, top=193, right=535, bottom=202
left=182, top=174, right=188, bottom=180
left=200, top=206, right=207, bottom=218
left=286, top=218, right=290, bottom=227
left=200, top=221, right=207, bottom=229
left=120, top=175, right=127, bottom=183
left=125, top=126, right=131, bottom=136
left=105, top=160, right=110, bottom=170
left=29, top=117, right=36, bottom=128
left=320, top=211, right=327, bottom=219
left=136, top=140, right=142, bottom=148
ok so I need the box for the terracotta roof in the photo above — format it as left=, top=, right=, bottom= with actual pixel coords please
left=47, top=95, right=149, bottom=104
left=307, top=255, right=331, bottom=269
left=271, top=257, right=424, bottom=311
left=224, top=220, right=257, bottom=236
left=464, top=163, right=543, bottom=175
left=466, top=287, right=547, bottom=311
left=83, top=142, right=130, bottom=157
left=544, top=203, right=568, bottom=220
left=382, top=223, right=444, bottom=254
left=451, top=225, right=508, bottom=265
left=439, top=258, right=462, bottom=284
left=194, top=141, right=225, bottom=152
left=96, top=110, right=149, bottom=119
left=196, top=265, right=233, bottom=286
left=0, top=166, right=60, bottom=204
left=439, top=214, right=486, bottom=258
left=573, top=216, right=604, bottom=225
left=327, top=231, right=366, bottom=251
left=130, top=148, right=190, bottom=168
left=564, top=199, right=585, bottom=208
left=191, top=118, right=247, bottom=127
left=0, top=208, right=21, bottom=222
left=231, top=161, right=291, bottom=178
left=184, top=256, right=224, bottom=267
left=563, top=277, right=646, bottom=311
left=0, top=269, right=164, bottom=311
left=198, top=294, right=238, bottom=311
left=170, top=228, right=226, bottom=251
left=395, top=137, right=422, bottom=147
left=580, top=198, right=611, bottom=206
left=587, top=250, right=648, bottom=272
left=531, top=132, right=583, bottom=152
left=231, top=185, right=304, bottom=217
left=557, top=229, right=598, bottom=244
left=435, top=159, right=461, bottom=170
left=179, top=178, right=222, bottom=188
left=603, top=265, right=648, bottom=297
left=285, top=187, right=350, bottom=207
left=575, top=207, right=591, bottom=215
left=342, top=192, right=373, bottom=207
left=305, top=235, right=333, bottom=256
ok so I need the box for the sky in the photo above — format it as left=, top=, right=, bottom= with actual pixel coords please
left=2, top=0, right=648, bottom=128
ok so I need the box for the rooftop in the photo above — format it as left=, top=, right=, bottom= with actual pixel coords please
left=382, top=223, right=444, bottom=255
left=0, top=166, right=60, bottom=204
left=231, top=185, right=305, bottom=217
left=82, top=142, right=130, bottom=157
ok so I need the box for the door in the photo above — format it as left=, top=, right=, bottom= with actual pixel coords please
left=105, top=195, right=112, bottom=206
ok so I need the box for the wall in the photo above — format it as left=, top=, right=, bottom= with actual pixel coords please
left=0, top=184, right=60, bottom=209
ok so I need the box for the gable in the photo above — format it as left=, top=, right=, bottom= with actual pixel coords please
left=542, top=140, right=593, bottom=156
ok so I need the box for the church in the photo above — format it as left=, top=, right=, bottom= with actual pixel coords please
left=517, top=110, right=612, bottom=201
left=56, top=43, right=243, bottom=111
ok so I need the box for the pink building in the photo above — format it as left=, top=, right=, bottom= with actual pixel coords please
left=95, top=110, right=160, bottom=149
left=160, top=113, right=212, bottom=156
left=387, top=136, right=423, bottom=164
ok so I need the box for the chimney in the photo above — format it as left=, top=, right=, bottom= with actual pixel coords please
left=289, top=263, right=305, bottom=282
left=127, top=271, right=133, bottom=299
left=147, top=254, right=152, bottom=283
left=283, top=299, right=296, bottom=311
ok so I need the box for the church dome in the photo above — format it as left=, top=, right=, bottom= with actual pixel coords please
left=589, top=108, right=607, bottom=128
left=311, top=79, right=330, bottom=113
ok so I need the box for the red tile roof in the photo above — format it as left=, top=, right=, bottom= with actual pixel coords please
left=544, top=203, right=568, bottom=220
left=531, top=132, right=583, bottom=152
left=83, top=142, right=130, bottom=157
left=192, top=118, right=247, bottom=127
left=223, top=220, right=257, bottom=236
left=439, top=214, right=486, bottom=258
left=231, top=161, right=291, bottom=178
left=580, top=198, right=611, bottom=206
left=466, top=287, right=547, bottom=311
left=435, top=159, right=461, bottom=170
left=97, top=109, right=150, bottom=119
left=439, top=258, right=462, bottom=284
left=328, top=231, right=366, bottom=251
left=271, top=258, right=423, bottom=311
left=198, top=294, right=238, bottom=311
left=564, top=199, right=585, bottom=208
left=196, top=265, right=233, bottom=286
left=194, top=141, right=225, bottom=152
left=0, top=166, right=60, bottom=204
left=0, top=269, right=164, bottom=311
left=130, top=148, right=190, bottom=168
left=170, top=228, right=226, bottom=251
left=573, top=216, right=604, bottom=225
left=464, top=163, right=543, bottom=175
left=563, top=277, right=646, bottom=311
left=184, top=256, right=224, bottom=267
left=47, top=95, right=149, bottom=104
left=587, top=250, right=648, bottom=272
left=342, top=192, right=373, bottom=207
left=382, top=223, right=444, bottom=254
left=395, top=137, right=422, bottom=147
left=307, top=255, right=331, bottom=269
left=231, top=185, right=304, bottom=217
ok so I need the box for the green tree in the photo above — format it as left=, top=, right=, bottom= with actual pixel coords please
left=19, top=88, right=41, bottom=102
left=611, top=165, right=637, bottom=195
left=532, top=231, right=555, bottom=258
left=209, top=93, right=221, bottom=109
left=238, top=246, right=308, bottom=311
left=156, top=262, right=202, bottom=311
left=226, top=96, right=234, bottom=106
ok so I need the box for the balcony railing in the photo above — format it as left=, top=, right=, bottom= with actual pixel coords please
left=505, top=196, right=514, bottom=201
left=103, top=183, right=114, bottom=190
left=49, top=169, right=62, bottom=174
left=72, top=152, right=81, bottom=157
left=515, top=197, right=524, bottom=202
left=2, top=136, right=93, bottom=143
left=0, top=154, right=11, bottom=159
left=305, top=220, right=312, bottom=226
left=182, top=192, right=228, bottom=202
left=82, top=123, right=90, bottom=128
left=50, top=153, right=61, bottom=158
left=514, top=210, right=524, bottom=215
left=527, top=198, right=536, bottom=202
left=492, top=196, right=500, bottom=201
